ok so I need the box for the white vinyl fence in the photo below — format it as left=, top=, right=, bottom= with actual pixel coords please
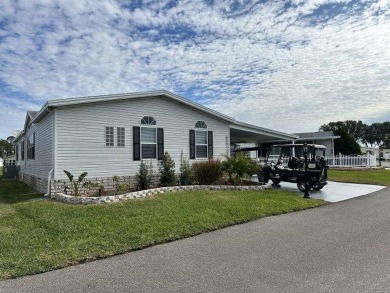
left=325, top=154, right=377, bottom=168
left=257, top=154, right=377, bottom=168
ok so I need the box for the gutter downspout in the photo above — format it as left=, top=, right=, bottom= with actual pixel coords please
left=44, top=169, right=54, bottom=197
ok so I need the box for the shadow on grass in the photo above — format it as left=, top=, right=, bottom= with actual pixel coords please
left=0, top=179, right=43, bottom=204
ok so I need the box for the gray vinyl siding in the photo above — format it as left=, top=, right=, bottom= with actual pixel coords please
left=54, top=96, right=230, bottom=179
left=19, top=111, right=54, bottom=179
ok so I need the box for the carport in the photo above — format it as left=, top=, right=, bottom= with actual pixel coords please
left=229, top=121, right=297, bottom=157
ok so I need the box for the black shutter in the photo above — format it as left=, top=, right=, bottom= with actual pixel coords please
left=157, top=128, right=164, bottom=160
left=208, top=131, right=213, bottom=159
left=189, top=130, right=195, bottom=159
left=133, top=126, right=140, bottom=161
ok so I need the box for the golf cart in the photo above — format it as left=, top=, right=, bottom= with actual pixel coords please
left=237, top=144, right=328, bottom=192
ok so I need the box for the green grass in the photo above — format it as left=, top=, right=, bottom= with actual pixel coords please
left=329, top=168, right=390, bottom=186
left=0, top=180, right=325, bottom=280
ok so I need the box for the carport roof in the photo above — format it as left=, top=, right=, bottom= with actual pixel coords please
left=230, top=121, right=297, bottom=143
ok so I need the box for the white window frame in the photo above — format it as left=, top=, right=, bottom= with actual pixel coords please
left=116, top=127, right=125, bottom=147
left=105, top=126, right=114, bottom=147
left=141, top=126, right=157, bottom=159
left=195, top=130, right=208, bottom=159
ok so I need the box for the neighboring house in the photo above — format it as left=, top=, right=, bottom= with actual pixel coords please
left=3, top=155, right=16, bottom=166
left=292, top=131, right=340, bottom=157
left=0, top=157, right=3, bottom=167
left=13, top=90, right=296, bottom=193
left=361, top=147, right=390, bottom=160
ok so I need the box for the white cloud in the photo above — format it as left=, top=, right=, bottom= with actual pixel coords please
left=0, top=0, right=389, bottom=138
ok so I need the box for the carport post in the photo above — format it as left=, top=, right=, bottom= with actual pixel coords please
left=303, top=143, right=310, bottom=198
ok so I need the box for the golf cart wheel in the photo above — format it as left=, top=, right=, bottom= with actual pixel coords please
left=297, top=180, right=306, bottom=192
left=271, top=179, right=281, bottom=185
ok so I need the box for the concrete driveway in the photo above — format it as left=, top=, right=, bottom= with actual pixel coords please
left=269, top=181, right=385, bottom=202
left=1, top=188, right=390, bottom=293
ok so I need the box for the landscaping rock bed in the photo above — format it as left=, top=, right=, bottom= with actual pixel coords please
left=51, top=184, right=271, bottom=205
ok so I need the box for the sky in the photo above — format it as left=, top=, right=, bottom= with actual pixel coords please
left=0, top=0, right=389, bottom=139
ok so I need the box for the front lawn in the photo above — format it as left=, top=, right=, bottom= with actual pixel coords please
left=0, top=179, right=325, bottom=280
left=329, top=168, right=390, bottom=186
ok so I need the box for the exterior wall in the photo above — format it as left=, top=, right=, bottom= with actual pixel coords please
left=54, top=96, right=230, bottom=180
left=18, top=111, right=54, bottom=192
left=22, top=173, right=48, bottom=194
left=314, top=139, right=333, bottom=157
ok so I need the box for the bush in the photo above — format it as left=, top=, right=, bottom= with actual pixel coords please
left=136, top=161, right=153, bottom=190
left=159, top=152, right=177, bottom=187
left=221, top=153, right=259, bottom=185
left=192, top=159, right=223, bottom=185
left=179, top=151, right=192, bottom=185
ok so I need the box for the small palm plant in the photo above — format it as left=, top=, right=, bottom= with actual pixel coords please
left=63, top=170, right=88, bottom=196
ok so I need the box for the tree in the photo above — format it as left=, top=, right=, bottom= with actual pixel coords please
left=319, top=120, right=366, bottom=143
left=0, top=139, right=14, bottom=157
left=136, top=160, right=153, bottom=190
left=159, top=152, right=176, bottom=187
left=333, top=129, right=361, bottom=155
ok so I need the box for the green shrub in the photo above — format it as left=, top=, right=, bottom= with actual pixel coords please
left=136, top=161, right=153, bottom=190
left=192, top=159, right=223, bottom=185
left=179, top=151, right=192, bottom=185
left=221, top=153, right=259, bottom=185
left=159, top=152, right=177, bottom=187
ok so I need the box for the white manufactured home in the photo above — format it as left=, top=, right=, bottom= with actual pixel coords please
left=13, top=90, right=297, bottom=194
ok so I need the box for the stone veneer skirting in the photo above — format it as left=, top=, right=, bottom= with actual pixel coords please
left=51, top=184, right=270, bottom=205
left=21, top=173, right=48, bottom=194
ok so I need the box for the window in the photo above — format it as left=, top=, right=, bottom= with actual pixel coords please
left=195, top=130, right=208, bottom=158
left=195, top=121, right=207, bottom=128
left=105, top=127, right=114, bottom=147
left=134, top=118, right=163, bottom=161
left=140, top=116, right=157, bottom=159
left=117, top=127, right=125, bottom=147
left=15, top=144, right=19, bottom=161
left=190, top=121, right=213, bottom=159
left=141, top=116, right=156, bottom=125
left=141, top=127, right=157, bottom=159
left=195, top=121, right=208, bottom=158
left=27, top=133, right=35, bottom=160
left=21, top=141, right=25, bottom=160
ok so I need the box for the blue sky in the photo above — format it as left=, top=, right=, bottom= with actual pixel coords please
left=0, top=0, right=389, bottom=138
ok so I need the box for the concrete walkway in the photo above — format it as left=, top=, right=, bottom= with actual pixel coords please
left=1, top=188, right=390, bottom=293
left=269, top=180, right=385, bottom=202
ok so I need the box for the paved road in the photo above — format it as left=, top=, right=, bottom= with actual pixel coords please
left=2, top=188, right=390, bottom=293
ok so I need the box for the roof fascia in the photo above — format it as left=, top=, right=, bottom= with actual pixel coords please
left=33, top=90, right=236, bottom=124
left=231, top=121, right=298, bottom=140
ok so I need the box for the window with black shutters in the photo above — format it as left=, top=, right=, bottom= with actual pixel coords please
left=190, top=121, right=213, bottom=159
left=134, top=117, right=163, bottom=160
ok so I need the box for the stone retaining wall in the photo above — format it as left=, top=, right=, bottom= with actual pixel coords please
left=51, top=184, right=270, bottom=205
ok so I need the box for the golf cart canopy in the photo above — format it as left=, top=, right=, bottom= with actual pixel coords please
left=269, top=144, right=326, bottom=159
